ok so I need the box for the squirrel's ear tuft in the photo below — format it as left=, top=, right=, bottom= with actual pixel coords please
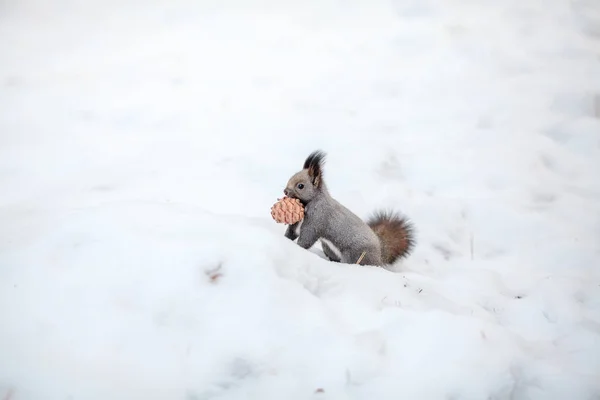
left=303, top=150, right=326, bottom=187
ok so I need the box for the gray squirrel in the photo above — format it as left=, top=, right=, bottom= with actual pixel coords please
left=282, top=150, right=415, bottom=266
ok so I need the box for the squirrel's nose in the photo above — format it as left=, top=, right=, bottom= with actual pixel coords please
left=284, top=188, right=289, bottom=196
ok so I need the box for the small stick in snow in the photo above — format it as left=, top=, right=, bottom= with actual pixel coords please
left=205, top=263, right=223, bottom=284
left=355, top=251, right=366, bottom=264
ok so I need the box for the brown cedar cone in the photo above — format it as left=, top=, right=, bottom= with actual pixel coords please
left=271, top=196, right=304, bottom=225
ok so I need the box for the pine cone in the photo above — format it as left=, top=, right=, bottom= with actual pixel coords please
left=271, top=197, right=304, bottom=225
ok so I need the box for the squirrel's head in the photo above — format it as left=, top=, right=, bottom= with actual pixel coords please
left=284, top=150, right=326, bottom=204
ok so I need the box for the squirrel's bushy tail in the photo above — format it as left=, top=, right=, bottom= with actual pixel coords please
left=367, top=210, right=415, bottom=265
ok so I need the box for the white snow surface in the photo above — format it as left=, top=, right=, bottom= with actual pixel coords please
left=1, top=0, right=600, bottom=399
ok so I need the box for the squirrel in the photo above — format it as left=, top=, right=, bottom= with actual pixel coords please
left=282, top=150, right=415, bottom=266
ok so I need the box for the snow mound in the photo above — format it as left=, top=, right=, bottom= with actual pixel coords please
left=1, top=203, right=598, bottom=399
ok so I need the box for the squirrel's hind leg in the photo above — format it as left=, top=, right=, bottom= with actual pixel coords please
left=344, top=247, right=383, bottom=266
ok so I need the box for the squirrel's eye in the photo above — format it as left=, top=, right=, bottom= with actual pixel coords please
left=297, top=183, right=304, bottom=189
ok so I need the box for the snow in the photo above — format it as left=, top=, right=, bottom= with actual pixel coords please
left=1, top=0, right=600, bottom=398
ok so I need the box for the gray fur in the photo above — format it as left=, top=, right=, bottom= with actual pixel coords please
left=283, top=151, right=384, bottom=266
